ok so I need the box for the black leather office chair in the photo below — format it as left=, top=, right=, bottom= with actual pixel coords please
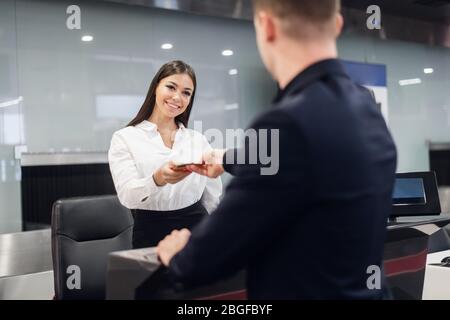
left=51, top=195, right=133, bottom=300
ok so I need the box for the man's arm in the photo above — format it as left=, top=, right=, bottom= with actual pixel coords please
left=188, top=128, right=279, bottom=178
left=186, top=149, right=226, bottom=178
left=157, top=109, right=309, bottom=288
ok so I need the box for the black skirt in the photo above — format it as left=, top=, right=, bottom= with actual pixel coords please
left=132, top=201, right=208, bottom=249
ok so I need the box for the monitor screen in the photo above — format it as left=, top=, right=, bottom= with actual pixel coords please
left=392, top=178, right=426, bottom=205
left=390, top=171, right=441, bottom=217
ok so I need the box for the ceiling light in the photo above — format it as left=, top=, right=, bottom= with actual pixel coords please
left=224, top=103, right=239, bottom=110
left=222, top=49, right=234, bottom=56
left=424, top=68, right=434, bottom=74
left=399, top=78, right=422, bottom=86
left=228, top=69, right=238, bottom=75
left=81, top=35, right=93, bottom=42
left=161, top=43, right=173, bottom=50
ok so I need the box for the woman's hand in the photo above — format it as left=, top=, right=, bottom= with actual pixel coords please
left=153, top=161, right=192, bottom=186
left=186, top=149, right=225, bottom=178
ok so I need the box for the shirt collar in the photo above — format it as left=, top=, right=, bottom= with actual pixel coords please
left=136, top=120, right=157, bottom=132
left=273, top=58, right=349, bottom=103
left=136, top=120, right=185, bottom=132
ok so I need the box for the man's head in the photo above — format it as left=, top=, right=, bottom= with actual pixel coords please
left=252, top=0, right=343, bottom=80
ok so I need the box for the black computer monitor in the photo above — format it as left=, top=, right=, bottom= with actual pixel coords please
left=391, top=171, right=441, bottom=217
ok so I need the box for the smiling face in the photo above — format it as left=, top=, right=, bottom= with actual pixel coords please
left=154, top=73, right=194, bottom=119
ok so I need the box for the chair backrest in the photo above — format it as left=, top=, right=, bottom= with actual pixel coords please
left=51, top=195, right=133, bottom=300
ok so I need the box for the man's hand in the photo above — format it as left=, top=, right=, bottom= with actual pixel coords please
left=156, top=229, right=191, bottom=267
left=153, top=161, right=192, bottom=186
left=186, top=149, right=226, bottom=178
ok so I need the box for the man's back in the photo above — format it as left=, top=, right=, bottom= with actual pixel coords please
left=244, top=59, right=397, bottom=298
left=169, top=59, right=397, bottom=299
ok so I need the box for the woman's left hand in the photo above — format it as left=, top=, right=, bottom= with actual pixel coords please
left=158, top=161, right=192, bottom=185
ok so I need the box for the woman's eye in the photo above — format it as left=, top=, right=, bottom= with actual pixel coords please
left=183, top=92, right=191, bottom=97
left=166, top=85, right=175, bottom=90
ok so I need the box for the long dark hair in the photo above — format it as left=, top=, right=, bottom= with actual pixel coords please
left=127, top=60, right=197, bottom=127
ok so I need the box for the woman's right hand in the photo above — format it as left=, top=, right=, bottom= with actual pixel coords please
left=153, top=161, right=192, bottom=186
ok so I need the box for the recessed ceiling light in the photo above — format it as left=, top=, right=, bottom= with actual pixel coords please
left=224, top=103, right=239, bottom=110
left=81, top=35, right=93, bottom=42
left=424, top=68, right=434, bottom=74
left=222, top=49, right=234, bottom=56
left=229, top=69, right=238, bottom=75
left=399, top=78, right=422, bottom=86
left=161, top=43, right=173, bottom=50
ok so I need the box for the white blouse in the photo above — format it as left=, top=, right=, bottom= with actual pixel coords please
left=108, top=120, right=222, bottom=213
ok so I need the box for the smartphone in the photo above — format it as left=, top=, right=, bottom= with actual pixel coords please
left=174, top=163, right=200, bottom=169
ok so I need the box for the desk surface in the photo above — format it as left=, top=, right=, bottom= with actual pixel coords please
left=427, top=249, right=450, bottom=264
left=0, top=229, right=52, bottom=278
left=423, top=250, right=450, bottom=299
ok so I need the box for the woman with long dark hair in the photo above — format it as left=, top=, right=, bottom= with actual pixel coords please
left=108, top=60, right=222, bottom=249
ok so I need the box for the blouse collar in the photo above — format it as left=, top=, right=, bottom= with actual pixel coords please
left=136, top=120, right=185, bottom=132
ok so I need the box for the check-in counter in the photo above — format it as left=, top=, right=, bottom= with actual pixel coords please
left=105, top=216, right=450, bottom=300
left=0, top=229, right=54, bottom=299
left=105, top=171, right=450, bottom=300
left=106, top=248, right=246, bottom=300
left=384, top=216, right=450, bottom=299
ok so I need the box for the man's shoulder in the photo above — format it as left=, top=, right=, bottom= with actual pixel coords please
left=279, top=77, right=378, bottom=124
left=248, top=76, right=375, bottom=132
left=248, top=81, right=334, bottom=131
left=280, top=77, right=356, bottom=110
